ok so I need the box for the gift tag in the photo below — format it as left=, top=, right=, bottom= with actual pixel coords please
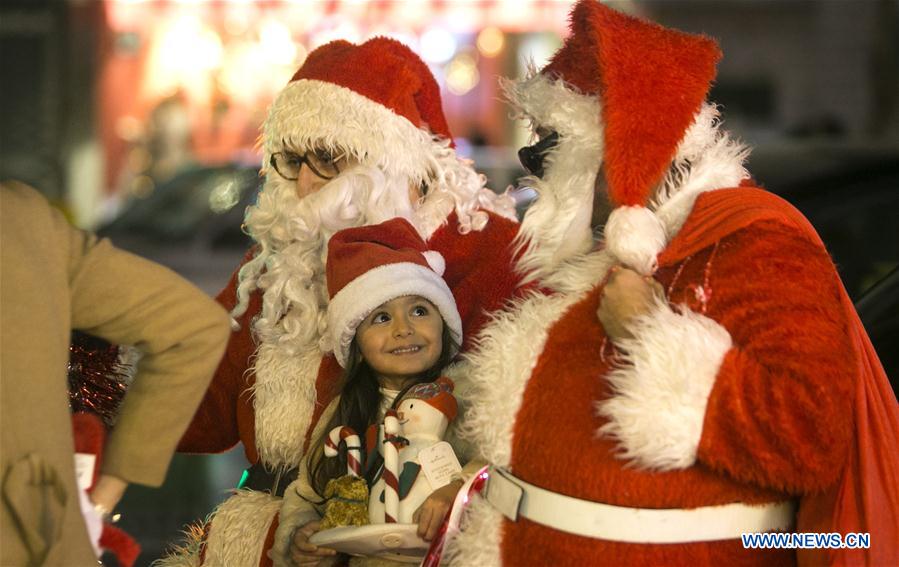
left=74, top=453, right=97, bottom=491
left=419, top=442, right=462, bottom=490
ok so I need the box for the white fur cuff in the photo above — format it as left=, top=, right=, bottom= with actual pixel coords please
left=597, top=299, right=732, bottom=470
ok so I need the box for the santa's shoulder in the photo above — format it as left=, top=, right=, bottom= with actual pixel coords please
left=664, top=186, right=824, bottom=263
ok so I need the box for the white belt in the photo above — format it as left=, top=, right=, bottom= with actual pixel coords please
left=484, top=466, right=796, bottom=543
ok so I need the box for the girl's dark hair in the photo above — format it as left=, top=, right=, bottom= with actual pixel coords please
left=309, top=323, right=459, bottom=496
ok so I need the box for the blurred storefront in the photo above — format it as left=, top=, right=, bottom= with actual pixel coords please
left=90, top=0, right=585, bottom=228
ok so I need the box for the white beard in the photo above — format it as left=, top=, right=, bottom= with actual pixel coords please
left=235, top=165, right=416, bottom=467
left=236, top=164, right=417, bottom=354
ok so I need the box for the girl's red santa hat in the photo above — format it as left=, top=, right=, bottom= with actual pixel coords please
left=262, top=37, right=454, bottom=186
left=540, top=0, right=721, bottom=274
left=325, top=218, right=463, bottom=368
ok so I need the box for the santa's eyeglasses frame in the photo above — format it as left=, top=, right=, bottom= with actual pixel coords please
left=269, top=149, right=346, bottom=181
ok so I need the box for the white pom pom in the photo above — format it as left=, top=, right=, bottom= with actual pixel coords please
left=384, top=413, right=401, bottom=435
left=422, top=250, right=446, bottom=276
left=318, top=333, right=334, bottom=356
left=604, top=206, right=667, bottom=275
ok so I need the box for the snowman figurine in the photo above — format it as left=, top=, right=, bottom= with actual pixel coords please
left=369, top=377, right=460, bottom=525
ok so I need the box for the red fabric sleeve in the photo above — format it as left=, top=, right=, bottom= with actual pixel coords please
left=178, top=250, right=258, bottom=454
left=696, top=220, right=857, bottom=494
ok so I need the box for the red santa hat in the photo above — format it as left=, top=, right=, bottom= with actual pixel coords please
left=399, top=376, right=458, bottom=422
left=542, top=0, right=721, bottom=274
left=325, top=218, right=463, bottom=368
left=262, top=37, right=454, bottom=186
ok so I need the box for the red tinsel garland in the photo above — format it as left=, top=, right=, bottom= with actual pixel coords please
left=67, top=331, right=131, bottom=426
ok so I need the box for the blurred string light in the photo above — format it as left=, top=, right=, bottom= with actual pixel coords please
left=477, top=26, right=505, bottom=58
left=444, top=2, right=484, bottom=33
left=310, top=21, right=362, bottom=49
left=387, top=1, right=431, bottom=31
left=494, top=0, right=533, bottom=30
left=259, top=19, right=297, bottom=65
left=279, top=0, right=325, bottom=36
left=146, top=14, right=222, bottom=99
left=219, top=36, right=304, bottom=106
left=105, top=0, right=158, bottom=37
left=420, top=28, right=457, bottom=64
left=445, top=51, right=479, bottom=96
left=223, top=1, right=258, bottom=36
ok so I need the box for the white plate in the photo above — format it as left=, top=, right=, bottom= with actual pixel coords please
left=308, top=523, right=428, bottom=563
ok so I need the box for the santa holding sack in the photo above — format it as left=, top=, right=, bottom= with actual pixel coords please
left=446, top=1, right=899, bottom=566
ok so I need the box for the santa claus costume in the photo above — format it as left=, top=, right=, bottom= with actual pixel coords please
left=446, top=2, right=898, bottom=566
left=164, top=38, right=523, bottom=567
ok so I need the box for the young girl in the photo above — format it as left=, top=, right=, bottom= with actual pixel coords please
left=274, top=218, right=474, bottom=566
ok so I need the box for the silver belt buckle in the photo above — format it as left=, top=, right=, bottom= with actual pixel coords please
left=485, top=467, right=524, bottom=522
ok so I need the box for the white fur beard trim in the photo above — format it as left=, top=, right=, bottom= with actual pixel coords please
left=604, top=206, right=667, bottom=275
left=502, top=72, right=603, bottom=283
left=201, top=490, right=281, bottom=567
left=456, top=283, right=598, bottom=467
left=442, top=495, right=503, bottom=567
left=514, top=155, right=598, bottom=284
left=252, top=342, right=322, bottom=468
left=597, top=299, right=732, bottom=471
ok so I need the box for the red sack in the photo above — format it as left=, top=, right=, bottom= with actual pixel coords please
left=797, top=294, right=899, bottom=566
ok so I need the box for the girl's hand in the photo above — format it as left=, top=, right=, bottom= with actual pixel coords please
left=413, top=479, right=464, bottom=541
left=287, top=521, right=336, bottom=566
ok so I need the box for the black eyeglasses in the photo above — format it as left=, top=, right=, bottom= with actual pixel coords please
left=518, top=131, right=560, bottom=178
left=269, top=149, right=346, bottom=181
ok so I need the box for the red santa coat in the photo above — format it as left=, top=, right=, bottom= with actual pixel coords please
left=175, top=211, right=524, bottom=566
left=453, top=187, right=895, bottom=566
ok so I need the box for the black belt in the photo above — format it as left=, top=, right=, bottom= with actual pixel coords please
left=237, top=461, right=299, bottom=497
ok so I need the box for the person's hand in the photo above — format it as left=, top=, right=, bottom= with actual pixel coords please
left=89, top=473, right=127, bottom=518
left=413, top=479, right=464, bottom=541
left=597, top=266, right=665, bottom=342
left=287, top=521, right=336, bottom=566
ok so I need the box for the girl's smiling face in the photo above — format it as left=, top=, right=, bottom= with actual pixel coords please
left=356, top=295, right=444, bottom=390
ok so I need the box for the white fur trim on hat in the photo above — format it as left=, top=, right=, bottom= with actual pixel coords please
left=263, top=79, right=445, bottom=186
left=604, top=205, right=667, bottom=276
left=597, top=298, right=732, bottom=471
left=327, top=262, right=463, bottom=368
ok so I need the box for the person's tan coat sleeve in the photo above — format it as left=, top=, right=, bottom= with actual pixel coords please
left=63, top=205, right=230, bottom=486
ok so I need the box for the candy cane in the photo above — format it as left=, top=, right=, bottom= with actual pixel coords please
left=381, top=411, right=402, bottom=523
left=324, top=426, right=363, bottom=477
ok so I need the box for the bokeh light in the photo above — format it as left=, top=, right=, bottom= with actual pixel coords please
left=446, top=52, right=479, bottom=96
left=477, top=26, right=505, bottom=58
left=420, top=28, right=457, bottom=64
left=258, top=19, right=297, bottom=66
